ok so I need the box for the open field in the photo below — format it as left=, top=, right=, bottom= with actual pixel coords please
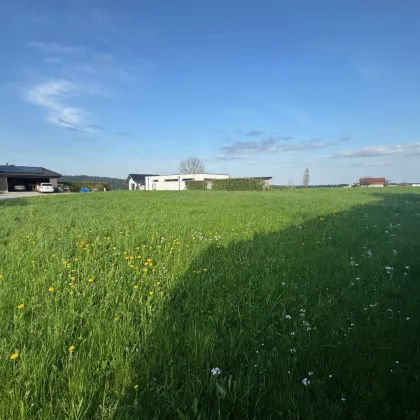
left=1, top=189, right=420, bottom=419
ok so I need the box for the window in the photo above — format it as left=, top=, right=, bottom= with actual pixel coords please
left=164, top=179, right=179, bottom=182
left=153, top=180, right=159, bottom=182
left=182, top=178, right=193, bottom=181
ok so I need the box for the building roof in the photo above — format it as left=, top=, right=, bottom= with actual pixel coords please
left=359, top=177, right=386, bottom=184
left=127, top=174, right=158, bottom=184
left=0, top=165, right=62, bottom=177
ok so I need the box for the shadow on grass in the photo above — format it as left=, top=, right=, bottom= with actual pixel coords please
left=0, top=197, right=30, bottom=208
left=118, top=192, right=420, bottom=419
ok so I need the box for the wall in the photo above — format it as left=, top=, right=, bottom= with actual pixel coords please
left=0, top=177, right=7, bottom=193
left=49, top=178, right=58, bottom=187
left=145, top=174, right=230, bottom=191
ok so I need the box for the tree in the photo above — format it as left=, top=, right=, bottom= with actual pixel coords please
left=179, top=157, right=205, bottom=174
left=303, top=168, right=310, bottom=188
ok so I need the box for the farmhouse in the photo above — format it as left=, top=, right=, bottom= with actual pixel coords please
left=0, top=165, right=61, bottom=193
left=144, top=173, right=230, bottom=191
left=359, top=177, right=386, bottom=188
left=127, top=174, right=158, bottom=190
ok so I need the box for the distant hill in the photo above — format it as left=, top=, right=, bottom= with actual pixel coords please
left=59, top=175, right=127, bottom=190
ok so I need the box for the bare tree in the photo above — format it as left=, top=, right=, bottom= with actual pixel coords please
left=303, top=168, right=310, bottom=188
left=179, top=157, right=205, bottom=174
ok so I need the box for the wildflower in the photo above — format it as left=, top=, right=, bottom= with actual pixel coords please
left=385, top=266, right=393, bottom=272
left=10, top=352, right=19, bottom=360
left=88, top=278, right=94, bottom=284
left=308, top=371, right=314, bottom=376
left=405, top=266, right=410, bottom=270
left=290, top=332, right=295, bottom=336
left=149, top=291, right=154, bottom=296
left=341, top=398, right=346, bottom=402
left=156, top=282, right=161, bottom=286
left=143, top=268, right=148, bottom=273
left=406, top=317, right=410, bottom=321
left=73, top=258, right=79, bottom=262
left=68, top=345, right=75, bottom=352
left=211, top=367, right=222, bottom=375
left=134, top=384, right=139, bottom=390
left=289, top=348, right=296, bottom=354
left=129, top=264, right=134, bottom=268
left=285, top=314, right=291, bottom=320
left=48, top=287, right=54, bottom=292
left=302, top=378, right=310, bottom=386
left=0, top=274, right=3, bottom=279
left=17, top=303, right=24, bottom=309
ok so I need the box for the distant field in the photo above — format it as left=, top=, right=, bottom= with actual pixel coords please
left=1, top=189, right=420, bottom=419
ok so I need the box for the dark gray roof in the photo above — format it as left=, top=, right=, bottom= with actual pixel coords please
left=127, top=174, right=158, bottom=184
left=0, top=165, right=62, bottom=177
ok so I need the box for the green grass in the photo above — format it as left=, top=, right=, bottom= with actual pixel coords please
left=1, top=189, right=420, bottom=419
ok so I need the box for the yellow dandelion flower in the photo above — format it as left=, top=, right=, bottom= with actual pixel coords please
left=133, top=284, right=139, bottom=289
left=48, top=287, right=54, bottom=292
left=129, top=264, right=134, bottom=268
left=203, top=268, right=208, bottom=272
left=69, top=282, right=73, bottom=287
left=134, top=384, right=139, bottom=390
left=70, top=276, right=76, bottom=281
left=125, top=256, right=129, bottom=260
left=137, top=255, right=142, bottom=259
left=68, top=345, right=75, bottom=352
left=17, top=303, right=24, bottom=309
left=10, top=352, right=19, bottom=360
left=73, top=258, right=79, bottom=262
left=88, top=278, right=94, bottom=284
left=0, top=274, right=3, bottom=279
left=147, top=258, right=152, bottom=262
left=143, top=268, right=148, bottom=273
left=130, top=256, right=134, bottom=260
left=148, top=262, right=153, bottom=267
left=156, top=282, right=161, bottom=286
left=149, top=291, right=154, bottom=296
left=144, top=261, right=149, bottom=266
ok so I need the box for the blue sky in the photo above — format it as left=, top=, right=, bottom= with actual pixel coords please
left=1, top=0, right=420, bottom=184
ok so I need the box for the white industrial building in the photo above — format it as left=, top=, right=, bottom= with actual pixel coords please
left=144, top=173, right=230, bottom=191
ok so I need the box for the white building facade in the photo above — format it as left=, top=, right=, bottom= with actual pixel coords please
left=145, top=173, right=229, bottom=191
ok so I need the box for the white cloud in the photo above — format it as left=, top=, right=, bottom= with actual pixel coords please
left=328, top=142, right=420, bottom=159
left=27, top=41, right=84, bottom=54
left=25, top=80, right=91, bottom=131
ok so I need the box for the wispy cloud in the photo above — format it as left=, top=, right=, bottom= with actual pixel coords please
left=245, top=130, right=264, bottom=136
left=25, top=80, right=93, bottom=132
left=24, top=38, right=150, bottom=135
left=328, top=142, right=420, bottom=159
left=216, top=137, right=335, bottom=160
left=27, top=41, right=85, bottom=54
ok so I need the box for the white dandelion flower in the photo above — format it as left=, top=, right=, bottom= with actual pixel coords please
left=289, top=348, right=296, bottom=354
left=285, top=314, right=291, bottom=320
left=302, top=378, right=310, bottom=386
left=211, top=367, right=221, bottom=375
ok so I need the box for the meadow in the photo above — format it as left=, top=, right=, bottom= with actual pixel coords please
left=0, top=189, right=419, bottom=419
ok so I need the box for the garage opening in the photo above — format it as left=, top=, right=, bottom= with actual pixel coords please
left=7, top=177, right=51, bottom=192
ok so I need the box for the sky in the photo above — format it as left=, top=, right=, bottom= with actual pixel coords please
left=1, top=0, right=420, bottom=184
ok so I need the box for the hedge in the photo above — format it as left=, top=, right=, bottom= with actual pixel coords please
left=60, top=182, right=109, bottom=192
left=185, top=180, right=207, bottom=190
left=211, top=178, right=265, bottom=191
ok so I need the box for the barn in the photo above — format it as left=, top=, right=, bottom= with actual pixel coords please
left=0, top=165, right=62, bottom=193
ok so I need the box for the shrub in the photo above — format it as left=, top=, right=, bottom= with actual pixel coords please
left=61, top=182, right=109, bottom=192
left=211, top=178, right=265, bottom=191
left=185, top=180, right=207, bottom=190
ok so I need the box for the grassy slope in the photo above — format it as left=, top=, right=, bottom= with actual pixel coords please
left=0, top=189, right=419, bottom=419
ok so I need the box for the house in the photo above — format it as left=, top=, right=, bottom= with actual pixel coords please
left=145, top=173, right=230, bottom=191
left=247, top=176, right=272, bottom=189
left=359, top=177, right=386, bottom=188
left=0, top=165, right=62, bottom=193
left=127, top=174, right=157, bottom=190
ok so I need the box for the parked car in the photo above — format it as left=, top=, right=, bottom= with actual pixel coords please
left=38, top=183, right=55, bottom=193
left=13, top=185, right=27, bottom=191
left=63, top=185, right=70, bottom=192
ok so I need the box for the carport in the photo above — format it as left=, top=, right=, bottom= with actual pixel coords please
left=0, top=165, right=62, bottom=193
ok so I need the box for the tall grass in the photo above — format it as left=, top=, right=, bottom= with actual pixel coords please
left=0, top=189, right=419, bottom=419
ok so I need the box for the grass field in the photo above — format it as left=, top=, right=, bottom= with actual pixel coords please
left=1, top=189, right=420, bottom=419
